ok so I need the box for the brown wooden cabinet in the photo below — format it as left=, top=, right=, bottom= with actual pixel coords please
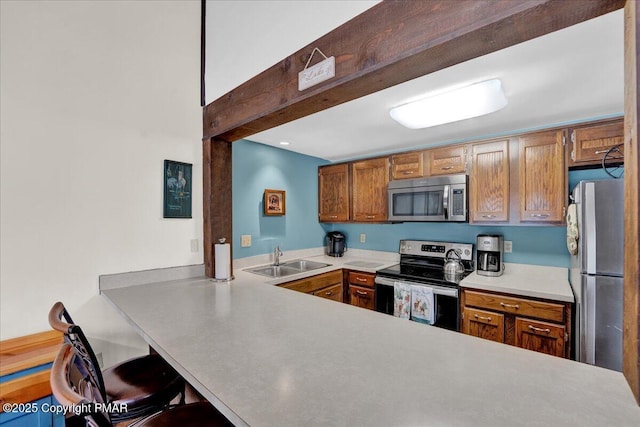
left=347, top=271, right=375, bottom=310
left=518, top=130, right=566, bottom=223
left=568, top=119, right=624, bottom=167
left=469, top=139, right=510, bottom=222
left=427, top=145, right=467, bottom=176
left=461, top=289, right=570, bottom=358
left=351, top=158, right=389, bottom=222
left=318, top=164, right=350, bottom=222
left=280, top=270, right=344, bottom=303
left=390, top=151, right=425, bottom=180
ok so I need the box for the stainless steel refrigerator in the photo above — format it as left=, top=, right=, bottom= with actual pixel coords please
left=570, top=179, right=624, bottom=371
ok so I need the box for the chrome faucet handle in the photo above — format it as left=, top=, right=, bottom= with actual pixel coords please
left=274, top=245, right=283, bottom=266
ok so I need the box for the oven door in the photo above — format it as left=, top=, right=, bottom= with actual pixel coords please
left=374, top=276, right=460, bottom=331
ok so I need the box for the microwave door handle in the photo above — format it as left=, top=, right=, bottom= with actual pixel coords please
left=443, top=185, right=449, bottom=219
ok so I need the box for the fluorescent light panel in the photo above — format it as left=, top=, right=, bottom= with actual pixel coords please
left=389, top=79, right=508, bottom=129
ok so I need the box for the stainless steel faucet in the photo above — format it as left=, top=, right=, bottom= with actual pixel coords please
left=273, top=245, right=283, bottom=266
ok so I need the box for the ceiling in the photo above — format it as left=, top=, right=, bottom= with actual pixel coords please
left=247, top=10, right=623, bottom=162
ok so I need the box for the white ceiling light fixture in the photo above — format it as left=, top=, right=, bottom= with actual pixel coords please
left=389, top=79, right=508, bottom=129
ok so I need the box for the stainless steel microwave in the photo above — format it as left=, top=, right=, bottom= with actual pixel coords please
left=387, top=174, right=468, bottom=222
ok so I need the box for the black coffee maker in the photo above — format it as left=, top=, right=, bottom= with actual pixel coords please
left=326, top=231, right=347, bottom=257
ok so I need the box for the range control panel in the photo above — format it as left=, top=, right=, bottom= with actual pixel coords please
left=399, top=240, right=473, bottom=261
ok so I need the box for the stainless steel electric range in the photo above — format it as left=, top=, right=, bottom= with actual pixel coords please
left=374, top=240, right=474, bottom=331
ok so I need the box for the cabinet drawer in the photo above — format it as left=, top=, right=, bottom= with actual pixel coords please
left=464, top=290, right=564, bottom=323
left=349, top=285, right=375, bottom=310
left=348, top=271, right=375, bottom=288
left=313, top=283, right=343, bottom=302
left=462, top=307, right=504, bottom=343
left=391, top=152, right=425, bottom=180
left=280, top=270, right=343, bottom=294
left=515, top=317, right=566, bottom=358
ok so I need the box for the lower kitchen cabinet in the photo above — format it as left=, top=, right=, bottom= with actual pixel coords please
left=279, top=270, right=344, bottom=303
left=461, top=289, right=571, bottom=358
left=347, top=271, right=375, bottom=310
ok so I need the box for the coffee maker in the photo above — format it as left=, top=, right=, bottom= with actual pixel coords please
left=326, top=231, right=347, bottom=257
left=476, top=234, right=504, bottom=277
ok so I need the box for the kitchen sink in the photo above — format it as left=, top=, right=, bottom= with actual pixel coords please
left=245, top=259, right=331, bottom=278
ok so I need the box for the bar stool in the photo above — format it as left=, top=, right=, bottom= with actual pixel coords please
left=48, top=302, right=185, bottom=423
left=51, top=343, right=233, bottom=426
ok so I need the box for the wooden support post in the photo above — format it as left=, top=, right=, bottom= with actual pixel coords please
left=203, top=137, right=232, bottom=278
left=624, top=0, right=640, bottom=405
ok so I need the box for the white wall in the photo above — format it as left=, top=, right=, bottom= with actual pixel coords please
left=0, top=0, right=202, bottom=364
left=205, top=0, right=379, bottom=103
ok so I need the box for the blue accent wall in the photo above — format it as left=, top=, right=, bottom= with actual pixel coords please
left=234, top=139, right=618, bottom=267
left=232, top=140, right=329, bottom=258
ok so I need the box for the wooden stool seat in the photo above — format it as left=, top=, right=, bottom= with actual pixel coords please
left=139, top=401, right=233, bottom=427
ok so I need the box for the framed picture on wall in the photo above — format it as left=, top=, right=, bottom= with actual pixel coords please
left=264, top=189, right=286, bottom=216
left=164, top=160, right=192, bottom=218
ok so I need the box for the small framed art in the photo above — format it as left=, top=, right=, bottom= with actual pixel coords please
left=264, top=189, right=286, bottom=216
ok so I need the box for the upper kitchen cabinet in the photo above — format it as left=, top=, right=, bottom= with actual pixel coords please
left=390, top=151, right=426, bottom=180
left=470, top=140, right=510, bottom=223
left=568, top=118, right=624, bottom=168
left=318, top=164, right=350, bottom=222
left=427, top=145, right=467, bottom=176
left=518, top=130, right=566, bottom=223
left=351, top=158, right=389, bottom=222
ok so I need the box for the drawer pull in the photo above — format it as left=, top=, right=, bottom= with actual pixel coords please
left=594, top=149, right=611, bottom=154
left=500, top=302, right=520, bottom=309
left=440, top=166, right=454, bottom=170
left=474, top=314, right=492, bottom=322
left=528, top=325, right=551, bottom=334
left=366, top=215, right=376, bottom=219
left=402, top=171, right=415, bottom=175
left=325, top=291, right=333, bottom=296
left=355, top=290, right=369, bottom=296
left=355, top=277, right=367, bottom=282
left=330, top=215, right=337, bottom=219
left=482, top=214, right=496, bottom=218
left=531, top=214, right=549, bottom=218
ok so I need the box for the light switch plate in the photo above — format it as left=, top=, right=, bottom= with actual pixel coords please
left=190, top=239, right=199, bottom=252
left=504, top=241, right=513, bottom=253
left=241, top=235, right=251, bottom=247
left=360, top=233, right=366, bottom=243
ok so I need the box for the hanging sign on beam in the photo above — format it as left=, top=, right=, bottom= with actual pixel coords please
left=298, top=48, right=335, bottom=91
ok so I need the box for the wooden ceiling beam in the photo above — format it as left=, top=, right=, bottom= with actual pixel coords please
left=202, top=0, right=625, bottom=142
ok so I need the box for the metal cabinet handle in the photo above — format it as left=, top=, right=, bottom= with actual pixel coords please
left=594, top=149, right=610, bottom=154
left=330, top=215, right=337, bottom=219
left=355, top=290, right=369, bottom=296
left=355, top=277, right=367, bottom=282
left=500, top=302, right=520, bottom=309
left=531, top=214, right=549, bottom=218
left=474, top=314, right=492, bottom=322
left=441, top=166, right=454, bottom=170
left=325, top=291, right=334, bottom=296
left=366, top=215, right=375, bottom=219
left=528, top=325, right=551, bottom=334
left=482, top=214, right=496, bottom=218
left=401, top=171, right=415, bottom=175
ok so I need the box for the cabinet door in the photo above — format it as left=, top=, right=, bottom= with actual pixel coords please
left=569, top=119, right=624, bottom=167
left=518, top=130, right=565, bottom=223
left=351, top=158, right=389, bottom=222
left=349, top=285, right=375, bottom=310
left=470, top=140, right=509, bottom=222
left=428, top=145, right=467, bottom=176
left=515, top=317, right=566, bottom=358
left=318, top=164, right=350, bottom=222
left=462, top=307, right=504, bottom=343
left=391, top=151, right=424, bottom=180
left=313, top=283, right=343, bottom=302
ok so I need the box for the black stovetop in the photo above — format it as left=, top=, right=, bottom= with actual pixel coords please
left=376, top=256, right=473, bottom=287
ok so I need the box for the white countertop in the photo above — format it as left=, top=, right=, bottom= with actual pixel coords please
left=461, top=262, right=574, bottom=302
left=101, top=252, right=639, bottom=427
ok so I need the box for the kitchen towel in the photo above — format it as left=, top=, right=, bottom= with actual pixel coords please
left=214, top=241, right=231, bottom=280
left=410, top=285, right=435, bottom=325
left=566, top=203, right=579, bottom=255
left=393, top=281, right=411, bottom=319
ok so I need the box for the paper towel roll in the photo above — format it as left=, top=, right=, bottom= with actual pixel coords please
left=214, top=242, right=231, bottom=280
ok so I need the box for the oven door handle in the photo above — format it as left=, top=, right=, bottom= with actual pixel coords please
left=374, top=276, right=458, bottom=298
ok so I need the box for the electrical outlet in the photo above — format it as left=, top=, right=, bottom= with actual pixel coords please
left=504, top=240, right=513, bottom=253
left=241, top=235, right=252, bottom=247
left=190, top=239, right=199, bottom=253
left=360, top=233, right=366, bottom=243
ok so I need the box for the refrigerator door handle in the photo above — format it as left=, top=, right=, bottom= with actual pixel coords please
left=581, top=276, right=597, bottom=365
left=584, top=182, right=597, bottom=275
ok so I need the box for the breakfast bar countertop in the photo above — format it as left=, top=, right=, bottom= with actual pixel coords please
left=101, top=254, right=640, bottom=427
